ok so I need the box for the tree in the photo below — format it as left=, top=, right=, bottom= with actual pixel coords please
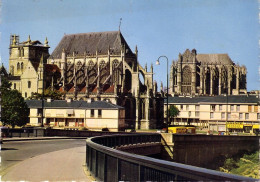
left=29, top=88, right=64, bottom=100
left=167, top=105, right=179, bottom=125
left=1, top=77, right=29, bottom=128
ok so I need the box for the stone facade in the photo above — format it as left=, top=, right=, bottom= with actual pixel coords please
left=8, top=34, right=59, bottom=98
left=170, top=49, right=247, bottom=96
left=7, top=32, right=163, bottom=129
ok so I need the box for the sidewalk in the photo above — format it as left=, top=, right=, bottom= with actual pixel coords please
left=1, top=146, right=94, bottom=182
left=3, top=136, right=87, bottom=142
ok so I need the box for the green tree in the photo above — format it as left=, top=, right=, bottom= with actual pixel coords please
left=167, top=105, right=179, bottom=125
left=29, top=88, right=64, bottom=100
left=1, top=77, right=29, bottom=128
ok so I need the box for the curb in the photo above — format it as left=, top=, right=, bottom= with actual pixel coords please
left=3, top=137, right=87, bottom=142
left=83, top=164, right=96, bottom=181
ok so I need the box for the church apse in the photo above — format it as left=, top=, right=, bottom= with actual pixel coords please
left=170, top=49, right=247, bottom=96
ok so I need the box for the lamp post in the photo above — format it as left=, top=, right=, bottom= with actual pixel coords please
left=156, top=56, right=169, bottom=132
left=41, top=57, right=45, bottom=127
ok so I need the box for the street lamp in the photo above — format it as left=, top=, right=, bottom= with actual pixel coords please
left=41, top=56, right=45, bottom=127
left=156, top=56, right=169, bottom=132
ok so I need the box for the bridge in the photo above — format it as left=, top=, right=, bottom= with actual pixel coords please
left=86, top=133, right=255, bottom=181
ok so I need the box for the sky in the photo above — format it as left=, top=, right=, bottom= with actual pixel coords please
left=0, top=0, right=259, bottom=91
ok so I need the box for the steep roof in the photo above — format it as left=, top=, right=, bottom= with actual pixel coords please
left=50, top=31, right=134, bottom=59
left=0, top=65, right=8, bottom=76
left=25, top=100, right=124, bottom=109
left=167, top=95, right=260, bottom=104
left=196, top=54, right=233, bottom=65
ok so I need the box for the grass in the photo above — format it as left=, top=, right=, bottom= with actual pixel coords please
left=219, top=151, right=259, bottom=179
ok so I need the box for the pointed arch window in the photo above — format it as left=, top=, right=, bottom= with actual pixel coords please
left=88, top=60, right=94, bottom=70
left=182, top=66, right=191, bottom=85
left=21, top=62, right=24, bottom=70
left=76, top=61, right=82, bottom=68
left=99, top=60, right=106, bottom=69
left=112, top=60, right=120, bottom=83
left=17, top=62, right=20, bottom=70
left=181, top=66, right=192, bottom=93
left=10, top=66, right=14, bottom=75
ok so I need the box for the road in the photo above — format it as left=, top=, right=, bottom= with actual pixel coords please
left=0, top=139, right=90, bottom=181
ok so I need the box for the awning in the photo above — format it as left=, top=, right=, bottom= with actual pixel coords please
left=66, top=109, right=74, bottom=114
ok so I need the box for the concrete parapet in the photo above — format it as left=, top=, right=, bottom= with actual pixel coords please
left=161, top=134, right=259, bottom=169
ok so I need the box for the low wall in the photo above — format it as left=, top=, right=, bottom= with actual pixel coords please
left=161, top=134, right=260, bottom=169
left=44, top=129, right=126, bottom=137
left=1, top=128, right=128, bottom=138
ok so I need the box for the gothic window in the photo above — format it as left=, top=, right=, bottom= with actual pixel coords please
left=10, top=66, right=14, bottom=75
left=182, top=66, right=191, bottom=85
left=88, top=60, right=94, bottom=69
left=76, top=61, right=82, bottom=68
left=181, top=66, right=191, bottom=93
left=99, top=60, right=106, bottom=69
left=17, top=62, right=20, bottom=70
left=20, top=48, right=24, bottom=57
left=112, top=60, right=120, bottom=83
left=88, top=61, right=97, bottom=84
left=21, top=62, right=24, bottom=70
left=76, top=61, right=84, bottom=84
left=99, top=60, right=108, bottom=84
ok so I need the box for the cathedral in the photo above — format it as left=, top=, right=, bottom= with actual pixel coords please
left=169, top=49, right=247, bottom=96
left=7, top=31, right=163, bottom=129
left=6, top=32, right=248, bottom=129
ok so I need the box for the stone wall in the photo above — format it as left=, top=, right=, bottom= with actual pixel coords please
left=161, top=134, right=259, bottom=169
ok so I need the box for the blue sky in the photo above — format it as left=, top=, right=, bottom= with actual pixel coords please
left=0, top=0, right=259, bottom=91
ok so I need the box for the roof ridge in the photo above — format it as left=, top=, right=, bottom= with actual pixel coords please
left=64, top=31, right=119, bottom=37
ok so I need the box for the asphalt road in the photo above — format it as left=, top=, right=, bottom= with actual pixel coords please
left=0, top=139, right=86, bottom=175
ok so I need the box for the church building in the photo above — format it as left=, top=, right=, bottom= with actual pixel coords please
left=170, top=49, right=247, bottom=96
left=7, top=31, right=163, bottom=130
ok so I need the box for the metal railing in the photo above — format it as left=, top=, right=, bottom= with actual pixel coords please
left=86, top=133, right=255, bottom=182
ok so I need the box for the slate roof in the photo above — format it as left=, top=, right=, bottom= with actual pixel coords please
left=0, top=65, right=8, bottom=76
left=50, top=31, right=134, bottom=59
left=196, top=54, right=233, bottom=65
left=167, top=95, right=260, bottom=104
left=30, top=62, right=60, bottom=73
left=25, top=100, right=124, bottom=109
left=45, top=64, right=60, bottom=73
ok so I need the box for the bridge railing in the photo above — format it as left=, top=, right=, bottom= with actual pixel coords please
left=86, top=133, right=255, bottom=182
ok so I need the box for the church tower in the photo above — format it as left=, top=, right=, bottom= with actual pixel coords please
left=9, top=34, right=50, bottom=77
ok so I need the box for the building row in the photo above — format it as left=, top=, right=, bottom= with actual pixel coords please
left=165, top=95, right=260, bottom=134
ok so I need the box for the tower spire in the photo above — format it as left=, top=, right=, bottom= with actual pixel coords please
left=44, top=37, right=49, bottom=47
left=27, top=35, right=31, bottom=43
left=119, top=18, right=122, bottom=31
